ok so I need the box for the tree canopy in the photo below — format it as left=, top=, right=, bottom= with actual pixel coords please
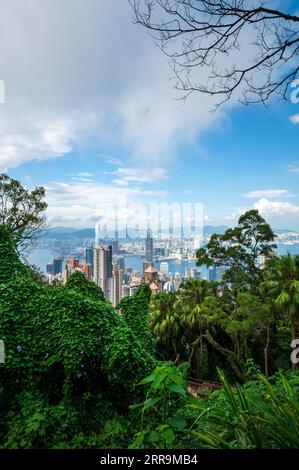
left=0, top=174, right=47, bottom=252
left=196, top=210, right=277, bottom=285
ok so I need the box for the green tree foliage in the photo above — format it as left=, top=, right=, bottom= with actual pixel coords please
left=264, top=255, right=299, bottom=370
left=197, top=210, right=277, bottom=285
left=149, top=292, right=179, bottom=359
left=0, top=174, right=47, bottom=251
left=175, top=279, right=220, bottom=379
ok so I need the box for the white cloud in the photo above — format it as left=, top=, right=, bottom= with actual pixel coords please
left=243, top=189, right=290, bottom=199
left=112, top=167, right=168, bottom=185
left=45, top=180, right=168, bottom=228
left=0, top=0, right=240, bottom=173
left=77, top=172, right=93, bottom=177
left=254, top=198, right=299, bottom=217
left=0, top=115, right=77, bottom=171
left=289, top=114, right=299, bottom=124
left=287, top=165, right=299, bottom=174
left=104, top=156, right=122, bottom=166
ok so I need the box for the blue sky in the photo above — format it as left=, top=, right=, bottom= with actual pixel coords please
left=1, top=0, right=299, bottom=231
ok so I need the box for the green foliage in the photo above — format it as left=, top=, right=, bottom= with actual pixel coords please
left=0, top=225, right=155, bottom=448
left=129, top=365, right=299, bottom=449
left=129, top=363, right=188, bottom=448
left=1, top=204, right=299, bottom=450
left=264, top=255, right=299, bottom=343
left=190, top=370, right=299, bottom=449
left=0, top=174, right=47, bottom=251
left=149, top=291, right=179, bottom=358
left=119, top=284, right=156, bottom=356
left=66, top=270, right=105, bottom=302
left=197, top=210, right=277, bottom=284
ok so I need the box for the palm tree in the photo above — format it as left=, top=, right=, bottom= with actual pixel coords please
left=149, top=291, right=180, bottom=359
left=266, top=255, right=299, bottom=371
left=174, top=279, right=216, bottom=378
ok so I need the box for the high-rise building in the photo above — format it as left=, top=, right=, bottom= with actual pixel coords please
left=208, top=266, right=217, bottom=282
left=112, top=240, right=119, bottom=256
left=66, top=258, right=80, bottom=271
left=46, top=263, right=54, bottom=275
left=173, top=272, right=182, bottom=290
left=85, top=248, right=94, bottom=274
left=185, top=267, right=191, bottom=280
left=93, top=246, right=113, bottom=299
left=160, top=262, right=169, bottom=275
left=190, top=267, right=202, bottom=279
left=164, top=280, right=175, bottom=292
left=82, top=263, right=92, bottom=281
left=116, top=255, right=125, bottom=270
left=110, top=263, right=124, bottom=307
left=53, top=257, right=63, bottom=275
left=145, top=228, right=153, bottom=264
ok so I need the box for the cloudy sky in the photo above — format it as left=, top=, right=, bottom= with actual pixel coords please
left=0, top=0, right=299, bottom=231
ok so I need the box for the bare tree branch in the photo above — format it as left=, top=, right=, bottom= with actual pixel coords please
left=129, top=0, right=299, bottom=107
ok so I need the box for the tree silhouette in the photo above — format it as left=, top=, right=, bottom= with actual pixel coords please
left=130, top=0, right=299, bottom=107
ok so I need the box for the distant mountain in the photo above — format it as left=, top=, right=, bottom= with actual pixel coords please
left=274, top=229, right=298, bottom=235
left=45, top=226, right=78, bottom=234
left=43, top=225, right=230, bottom=239
left=73, top=228, right=95, bottom=238
left=42, top=225, right=297, bottom=240
left=42, top=227, right=94, bottom=240
left=203, top=225, right=229, bottom=235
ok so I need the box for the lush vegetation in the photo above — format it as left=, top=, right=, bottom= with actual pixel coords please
left=0, top=187, right=299, bottom=448
left=0, top=174, right=47, bottom=252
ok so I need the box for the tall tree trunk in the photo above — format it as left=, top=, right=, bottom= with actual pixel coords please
left=204, top=331, right=243, bottom=380
left=171, top=337, right=178, bottom=359
left=200, top=335, right=204, bottom=375
left=291, top=319, right=297, bottom=372
left=264, top=325, right=270, bottom=377
left=190, top=338, right=201, bottom=379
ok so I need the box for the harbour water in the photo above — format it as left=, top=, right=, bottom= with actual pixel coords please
left=27, top=244, right=299, bottom=276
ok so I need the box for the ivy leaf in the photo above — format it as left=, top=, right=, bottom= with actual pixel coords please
left=169, top=383, right=187, bottom=397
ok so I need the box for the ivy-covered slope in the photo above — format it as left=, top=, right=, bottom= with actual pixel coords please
left=0, top=225, right=155, bottom=447
left=118, top=284, right=156, bottom=356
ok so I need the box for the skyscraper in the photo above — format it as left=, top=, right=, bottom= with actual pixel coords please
left=145, top=228, right=153, bottom=264
left=53, top=257, right=63, bottom=275
left=160, top=262, right=169, bottom=275
left=46, top=263, right=54, bottom=275
left=85, top=248, right=94, bottom=275
left=115, top=255, right=125, bottom=270
left=93, top=246, right=113, bottom=299
left=208, top=266, right=217, bottom=282
left=110, top=263, right=124, bottom=307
